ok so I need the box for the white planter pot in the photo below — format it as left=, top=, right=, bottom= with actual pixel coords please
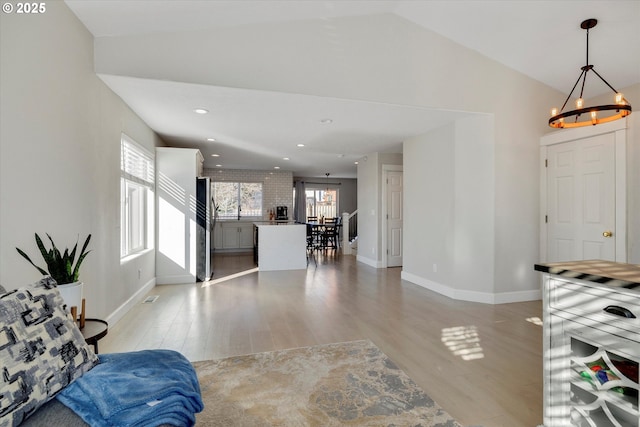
left=57, top=281, right=83, bottom=311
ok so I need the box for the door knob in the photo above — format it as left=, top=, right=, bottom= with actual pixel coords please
left=603, top=231, right=613, bottom=238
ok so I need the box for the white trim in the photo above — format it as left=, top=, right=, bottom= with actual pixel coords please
left=539, top=119, right=627, bottom=147
left=402, top=271, right=542, bottom=304
left=402, top=271, right=457, bottom=299
left=492, top=289, right=542, bottom=304
left=539, top=118, right=627, bottom=263
left=119, top=247, right=154, bottom=265
left=381, top=164, right=403, bottom=268
left=356, top=254, right=383, bottom=268
left=539, top=144, right=548, bottom=262
left=105, top=277, right=156, bottom=327
left=614, top=128, right=627, bottom=262
left=156, top=274, right=196, bottom=285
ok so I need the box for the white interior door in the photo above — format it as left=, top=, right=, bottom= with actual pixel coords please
left=546, top=133, right=616, bottom=262
left=386, top=170, right=403, bottom=267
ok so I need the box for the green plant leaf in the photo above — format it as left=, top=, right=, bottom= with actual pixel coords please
left=72, top=250, right=92, bottom=281
left=15, top=247, right=48, bottom=276
left=17, top=233, right=92, bottom=285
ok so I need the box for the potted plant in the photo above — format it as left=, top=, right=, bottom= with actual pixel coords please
left=16, top=233, right=91, bottom=311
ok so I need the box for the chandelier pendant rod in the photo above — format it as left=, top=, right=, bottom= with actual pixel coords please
left=559, top=69, right=586, bottom=113
left=591, top=67, right=622, bottom=96
left=578, top=27, right=590, bottom=101
left=585, top=26, right=590, bottom=70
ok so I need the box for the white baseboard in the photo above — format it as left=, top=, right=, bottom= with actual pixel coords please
left=356, top=255, right=383, bottom=268
left=402, top=271, right=458, bottom=299
left=401, top=271, right=541, bottom=304
left=493, top=288, right=541, bottom=304
left=156, top=274, right=195, bottom=285
left=105, top=278, right=156, bottom=327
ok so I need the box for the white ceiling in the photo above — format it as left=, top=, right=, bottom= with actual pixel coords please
left=65, top=0, right=640, bottom=178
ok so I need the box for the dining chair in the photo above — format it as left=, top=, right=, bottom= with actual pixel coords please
left=321, top=224, right=339, bottom=251
left=306, top=223, right=318, bottom=266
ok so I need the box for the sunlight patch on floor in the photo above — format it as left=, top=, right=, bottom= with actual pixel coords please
left=201, top=267, right=259, bottom=287
left=526, top=316, right=543, bottom=326
left=441, top=325, right=484, bottom=361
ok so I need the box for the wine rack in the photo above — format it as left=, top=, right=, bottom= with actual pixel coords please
left=538, top=261, right=640, bottom=427
left=568, top=336, right=639, bottom=426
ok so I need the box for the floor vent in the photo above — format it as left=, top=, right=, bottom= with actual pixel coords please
left=142, top=295, right=159, bottom=304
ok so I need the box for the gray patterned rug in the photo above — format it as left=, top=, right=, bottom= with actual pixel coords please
left=193, top=340, right=462, bottom=426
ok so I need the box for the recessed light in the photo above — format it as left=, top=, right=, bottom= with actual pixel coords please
left=297, top=144, right=305, bottom=147
left=215, top=164, right=222, bottom=167
left=354, top=161, right=359, bottom=165
left=274, top=166, right=280, bottom=169
left=206, top=138, right=216, bottom=142
left=283, top=157, right=290, bottom=161
left=211, top=154, right=220, bottom=157
left=320, top=118, right=333, bottom=124
left=193, top=108, right=208, bottom=114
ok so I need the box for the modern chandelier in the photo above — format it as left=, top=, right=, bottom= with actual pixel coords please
left=549, top=18, right=632, bottom=129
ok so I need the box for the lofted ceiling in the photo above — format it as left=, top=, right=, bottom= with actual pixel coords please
left=65, top=1, right=640, bottom=178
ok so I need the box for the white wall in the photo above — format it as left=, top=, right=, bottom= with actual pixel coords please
left=0, top=2, right=163, bottom=321
left=453, top=115, right=495, bottom=296
left=357, top=152, right=402, bottom=268
left=403, top=115, right=501, bottom=302
left=356, top=153, right=381, bottom=267
left=156, top=148, right=201, bottom=284
left=403, top=125, right=457, bottom=286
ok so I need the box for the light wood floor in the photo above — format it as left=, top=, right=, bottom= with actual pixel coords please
left=100, top=252, right=543, bottom=427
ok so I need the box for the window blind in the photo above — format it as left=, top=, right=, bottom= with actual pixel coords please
left=121, top=135, right=154, bottom=186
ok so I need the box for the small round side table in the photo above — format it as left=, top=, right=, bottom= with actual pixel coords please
left=80, top=318, right=108, bottom=354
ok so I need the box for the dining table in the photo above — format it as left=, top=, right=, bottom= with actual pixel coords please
left=305, top=221, right=341, bottom=250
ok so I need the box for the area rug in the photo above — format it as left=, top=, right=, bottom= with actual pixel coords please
left=192, top=339, right=462, bottom=426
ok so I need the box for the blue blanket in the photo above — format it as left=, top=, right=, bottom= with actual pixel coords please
left=57, top=349, right=204, bottom=427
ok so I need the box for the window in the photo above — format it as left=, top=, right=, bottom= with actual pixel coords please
left=212, top=182, right=262, bottom=220
left=120, top=135, right=154, bottom=257
left=306, top=187, right=338, bottom=219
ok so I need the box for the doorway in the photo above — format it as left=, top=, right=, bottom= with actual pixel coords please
left=540, top=121, right=627, bottom=263
left=383, top=165, right=403, bottom=267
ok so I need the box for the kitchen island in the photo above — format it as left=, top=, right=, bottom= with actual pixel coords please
left=254, top=222, right=306, bottom=271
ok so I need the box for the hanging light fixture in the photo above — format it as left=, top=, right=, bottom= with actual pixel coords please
left=323, top=173, right=330, bottom=203
left=549, top=19, right=631, bottom=129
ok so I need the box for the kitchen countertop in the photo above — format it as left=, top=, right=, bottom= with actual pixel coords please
left=254, top=221, right=298, bottom=226
left=534, top=259, right=640, bottom=289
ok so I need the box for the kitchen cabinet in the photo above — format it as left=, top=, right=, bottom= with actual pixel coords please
left=215, top=222, right=254, bottom=251
left=536, top=260, right=640, bottom=427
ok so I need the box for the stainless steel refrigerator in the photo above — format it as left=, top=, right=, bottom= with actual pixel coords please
left=196, top=177, right=212, bottom=281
